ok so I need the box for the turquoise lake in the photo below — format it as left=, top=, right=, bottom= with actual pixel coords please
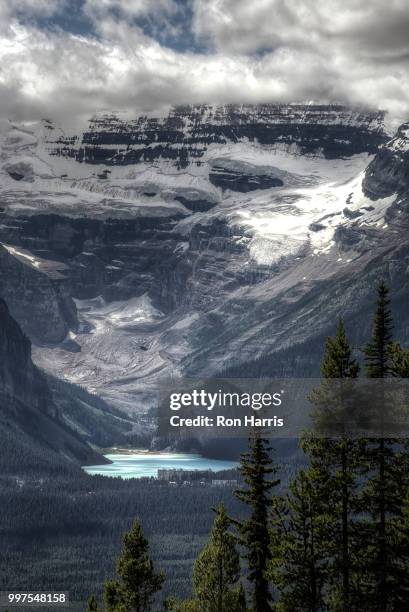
left=83, top=451, right=238, bottom=479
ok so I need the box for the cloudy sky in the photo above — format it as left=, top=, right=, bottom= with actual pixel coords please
left=0, top=0, right=408, bottom=122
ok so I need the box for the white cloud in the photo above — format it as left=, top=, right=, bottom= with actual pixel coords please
left=192, top=0, right=409, bottom=57
left=83, top=0, right=178, bottom=20
left=0, top=0, right=408, bottom=123
left=191, top=0, right=409, bottom=119
left=0, top=0, right=64, bottom=25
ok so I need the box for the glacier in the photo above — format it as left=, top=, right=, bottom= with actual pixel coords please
left=0, top=105, right=408, bottom=415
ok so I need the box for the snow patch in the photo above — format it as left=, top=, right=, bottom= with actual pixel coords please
left=3, top=243, right=41, bottom=268
left=74, top=295, right=164, bottom=329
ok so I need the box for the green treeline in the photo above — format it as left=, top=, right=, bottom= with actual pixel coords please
left=88, top=282, right=409, bottom=611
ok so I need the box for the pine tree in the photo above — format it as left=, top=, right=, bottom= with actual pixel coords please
left=271, top=470, right=328, bottom=611
left=192, top=503, right=244, bottom=612
left=309, top=319, right=360, bottom=611
left=364, top=281, right=393, bottom=378
left=86, top=595, right=99, bottom=611
left=234, top=431, right=280, bottom=612
left=104, top=519, right=164, bottom=612
left=276, top=319, right=360, bottom=610
left=359, top=281, right=409, bottom=610
left=362, top=281, right=393, bottom=610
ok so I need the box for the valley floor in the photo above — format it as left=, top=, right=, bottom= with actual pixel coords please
left=0, top=471, right=240, bottom=607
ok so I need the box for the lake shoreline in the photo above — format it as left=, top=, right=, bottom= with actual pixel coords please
left=98, top=447, right=170, bottom=456
left=83, top=451, right=239, bottom=480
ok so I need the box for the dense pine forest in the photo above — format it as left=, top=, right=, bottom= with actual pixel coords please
left=3, top=281, right=409, bottom=611
left=83, top=282, right=409, bottom=611
left=0, top=473, right=244, bottom=606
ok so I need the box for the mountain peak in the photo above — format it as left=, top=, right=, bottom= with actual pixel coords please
left=363, top=121, right=409, bottom=200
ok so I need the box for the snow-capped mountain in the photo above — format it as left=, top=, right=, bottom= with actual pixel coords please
left=0, top=104, right=408, bottom=414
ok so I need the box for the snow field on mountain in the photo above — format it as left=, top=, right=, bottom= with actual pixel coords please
left=0, top=112, right=401, bottom=410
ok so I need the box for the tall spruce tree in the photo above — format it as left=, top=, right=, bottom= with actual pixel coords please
left=234, top=431, right=280, bottom=612
left=310, top=319, right=360, bottom=611
left=360, top=281, right=409, bottom=610
left=192, top=503, right=245, bottom=612
left=362, top=281, right=393, bottom=611
left=277, top=319, right=360, bottom=610
left=104, top=519, right=164, bottom=612
left=364, top=281, right=393, bottom=378
left=271, top=469, right=328, bottom=611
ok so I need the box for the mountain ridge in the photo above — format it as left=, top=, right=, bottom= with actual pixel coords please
left=46, top=104, right=388, bottom=168
left=0, top=104, right=408, bottom=416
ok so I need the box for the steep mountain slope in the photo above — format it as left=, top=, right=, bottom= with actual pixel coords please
left=363, top=121, right=409, bottom=200
left=0, top=298, right=105, bottom=472
left=1, top=104, right=407, bottom=415
left=225, top=124, right=409, bottom=376
left=0, top=242, right=76, bottom=344
left=47, top=375, right=146, bottom=447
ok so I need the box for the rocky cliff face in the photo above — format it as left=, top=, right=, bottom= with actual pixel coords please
left=0, top=297, right=53, bottom=413
left=363, top=122, right=409, bottom=199
left=0, top=244, right=77, bottom=343
left=0, top=213, right=186, bottom=309
left=0, top=297, right=105, bottom=467
left=48, top=105, right=387, bottom=167
left=209, top=159, right=284, bottom=192
left=1, top=104, right=408, bottom=415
